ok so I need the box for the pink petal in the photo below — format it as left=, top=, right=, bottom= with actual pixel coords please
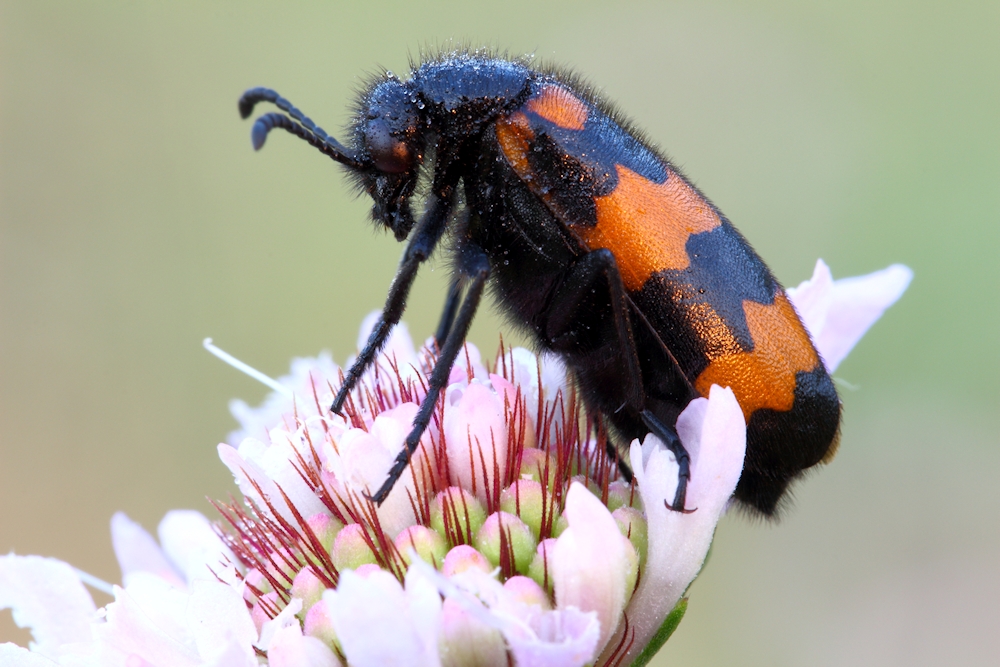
left=356, top=312, right=418, bottom=370
left=787, top=259, right=912, bottom=373
left=503, top=606, right=601, bottom=667
left=0, top=555, right=96, bottom=658
left=602, top=385, right=745, bottom=665
left=444, top=381, right=508, bottom=503
left=325, top=568, right=442, bottom=667
left=111, top=512, right=185, bottom=588
left=217, top=438, right=327, bottom=527
left=267, top=623, right=342, bottom=667
left=408, top=559, right=599, bottom=667
left=550, top=483, right=628, bottom=655
left=333, top=402, right=430, bottom=536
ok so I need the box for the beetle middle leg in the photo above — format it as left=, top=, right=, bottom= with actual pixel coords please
left=543, top=248, right=693, bottom=512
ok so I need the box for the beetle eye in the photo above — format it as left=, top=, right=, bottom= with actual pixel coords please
left=365, top=119, right=414, bottom=173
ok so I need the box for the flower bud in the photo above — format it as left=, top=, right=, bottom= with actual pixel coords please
left=527, top=538, right=557, bottom=596
left=476, top=512, right=536, bottom=576
left=503, top=575, right=551, bottom=610
left=244, top=567, right=272, bottom=600
left=331, top=523, right=378, bottom=571
left=444, top=381, right=508, bottom=503
left=499, top=479, right=552, bottom=540
left=251, top=590, right=280, bottom=634
left=517, top=448, right=557, bottom=488
left=394, top=524, right=449, bottom=569
left=306, top=512, right=344, bottom=554
left=612, top=506, right=648, bottom=568
left=606, top=480, right=642, bottom=512
left=430, top=487, right=487, bottom=547
left=291, top=566, right=326, bottom=616
left=303, top=598, right=338, bottom=648
left=441, top=545, right=492, bottom=577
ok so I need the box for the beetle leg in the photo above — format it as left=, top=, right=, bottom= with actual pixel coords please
left=544, top=249, right=644, bottom=407
left=330, top=191, right=453, bottom=415
left=544, top=248, right=693, bottom=512
left=640, top=410, right=693, bottom=513
left=369, top=244, right=491, bottom=505
left=434, top=275, right=463, bottom=350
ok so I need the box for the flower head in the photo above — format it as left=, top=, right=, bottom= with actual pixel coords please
left=0, top=259, right=910, bottom=666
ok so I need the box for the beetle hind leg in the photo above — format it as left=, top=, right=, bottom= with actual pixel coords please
left=640, top=410, right=694, bottom=513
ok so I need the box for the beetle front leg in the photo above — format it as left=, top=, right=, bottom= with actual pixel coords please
left=330, top=191, right=453, bottom=415
left=369, top=244, right=491, bottom=505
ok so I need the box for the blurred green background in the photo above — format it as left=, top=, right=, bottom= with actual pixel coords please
left=2, top=1, right=997, bottom=664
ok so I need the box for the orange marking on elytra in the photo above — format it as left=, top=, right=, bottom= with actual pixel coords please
left=495, top=111, right=534, bottom=178
left=577, top=165, right=721, bottom=291
left=525, top=85, right=588, bottom=130
left=694, top=293, right=819, bottom=417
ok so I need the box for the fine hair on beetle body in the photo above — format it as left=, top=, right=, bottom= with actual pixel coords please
left=239, top=47, right=841, bottom=519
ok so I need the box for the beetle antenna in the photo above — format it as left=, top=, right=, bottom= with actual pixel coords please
left=240, top=87, right=334, bottom=141
left=239, top=87, right=366, bottom=169
left=248, top=112, right=367, bottom=169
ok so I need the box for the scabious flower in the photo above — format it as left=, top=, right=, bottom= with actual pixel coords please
left=0, top=260, right=910, bottom=666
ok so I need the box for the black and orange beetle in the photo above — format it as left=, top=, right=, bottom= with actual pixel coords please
left=239, top=50, right=841, bottom=517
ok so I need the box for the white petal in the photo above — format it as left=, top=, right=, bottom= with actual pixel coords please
left=267, top=623, right=342, bottom=667
left=157, top=510, right=233, bottom=585
left=115, top=574, right=191, bottom=644
left=111, top=512, right=186, bottom=588
left=550, top=482, right=628, bottom=655
left=227, top=351, right=342, bottom=446
left=93, top=580, right=202, bottom=667
left=187, top=579, right=258, bottom=665
left=218, top=439, right=326, bottom=527
left=0, top=555, right=96, bottom=658
left=0, top=643, right=60, bottom=666
left=788, top=259, right=912, bottom=372
left=438, top=598, right=507, bottom=667
left=601, top=385, right=746, bottom=665
left=257, top=598, right=303, bottom=651
left=325, top=568, right=441, bottom=667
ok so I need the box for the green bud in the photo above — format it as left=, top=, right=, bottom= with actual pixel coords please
left=527, top=539, right=556, bottom=597
left=606, top=480, right=642, bottom=512
left=331, top=523, right=378, bottom=570
left=613, top=506, right=648, bottom=568
left=499, top=479, right=553, bottom=540
left=306, top=512, right=344, bottom=555
left=518, top=448, right=557, bottom=488
left=430, top=487, right=487, bottom=547
left=304, top=599, right=338, bottom=648
left=394, top=524, right=449, bottom=569
left=475, top=511, right=537, bottom=576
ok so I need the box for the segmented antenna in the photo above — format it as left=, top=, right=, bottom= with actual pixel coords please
left=238, top=87, right=367, bottom=169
